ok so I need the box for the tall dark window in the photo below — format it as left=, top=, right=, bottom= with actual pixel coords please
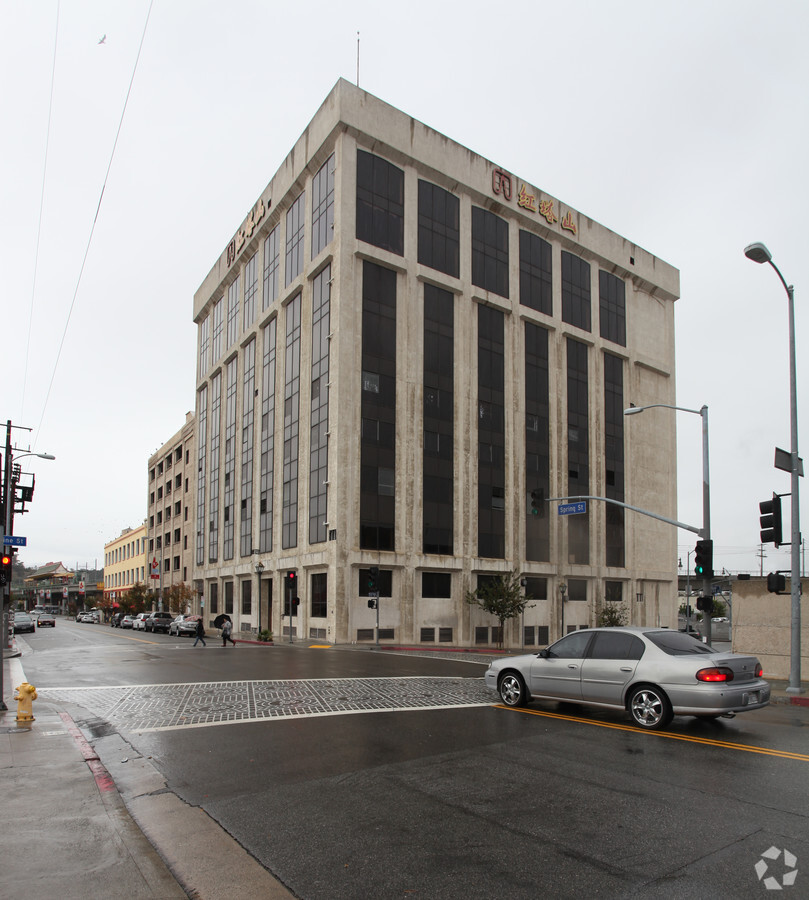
left=259, top=319, right=276, bottom=552
left=223, top=359, right=238, bottom=560
left=356, top=149, right=404, bottom=255
left=195, top=385, right=207, bottom=566
left=224, top=581, right=233, bottom=615
left=599, top=270, right=626, bottom=346
left=226, top=276, right=240, bottom=347
left=263, top=225, right=279, bottom=310
left=604, top=353, right=625, bottom=567
left=309, top=266, right=331, bottom=544
left=562, top=251, right=591, bottom=331
left=241, top=579, right=252, bottom=615
left=418, top=180, right=459, bottom=277
left=311, top=572, right=327, bottom=618
left=567, top=338, right=589, bottom=563
left=519, top=230, right=552, bottom=315
left=285, top=193, right=305, bottom=285
left=472, top=207, right=509, bottom=298
left=282, top=294, right=301, bottom=549
left=525, top=323, right=550, bottom=562
left=311, top=154, right=335, bottom=259
left=360, top=261, right=396, bottom=550
left=243, top=252, right=257, bottom=331
left=423, top=283, right=454, bottom=555
left=240, top=339, right=255, bottom=557
left=208, top=372, right=221, bottom=562
left=478, top=305, right=505, bottom=558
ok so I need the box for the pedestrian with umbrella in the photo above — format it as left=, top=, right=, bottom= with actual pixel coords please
left=215, top=613, right=236, bottom=647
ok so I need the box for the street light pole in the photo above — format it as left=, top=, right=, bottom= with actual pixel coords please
left=625, top=403, right=712, bottom=643
left=254, top=560, right=264, bottom=636
left=744, top=242, right=802, bottom=694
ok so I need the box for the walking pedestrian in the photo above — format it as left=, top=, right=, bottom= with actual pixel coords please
left=222, top=618, right=236, bottom=647
left=193, top=618, right=206, bottom=647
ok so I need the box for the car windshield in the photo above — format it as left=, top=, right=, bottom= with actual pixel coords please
left=647, top=630, right=715, bottom=655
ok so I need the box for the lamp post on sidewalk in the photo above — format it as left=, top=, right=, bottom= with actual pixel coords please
left=254, top=560, right=264, bottom=637
left=625, top=402, right=712, bottom=643
left=744, top=242, right=802, bottom=694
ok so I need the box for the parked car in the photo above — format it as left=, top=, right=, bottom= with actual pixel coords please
left=145, top=611, right=173, bottom=633
left=120, top=615, right=136, bottom=629
left=133, top=613, right=150, bottom=631
left=13, top=613, right=36, bottom=634
left=484, top=626, right=770, bottom=731
left=36, top=613, right=56, bottom=627
left=169, top=614, right=202, bottom=637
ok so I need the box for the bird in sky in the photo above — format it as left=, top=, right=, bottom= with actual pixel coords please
left=98, top=35, right=106, bottom=45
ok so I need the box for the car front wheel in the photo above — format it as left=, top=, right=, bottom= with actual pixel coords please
left=629, top=685, right=673, bottom=730
left=498, top=672, right=529, bottom=707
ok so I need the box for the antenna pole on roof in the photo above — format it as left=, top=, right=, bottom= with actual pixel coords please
left=356, top=31, right=360, bottom=87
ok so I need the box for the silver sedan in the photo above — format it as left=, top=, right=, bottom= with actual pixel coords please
left=484, top=626, right=770, bottom=730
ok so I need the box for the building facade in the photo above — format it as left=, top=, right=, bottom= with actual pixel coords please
left=103, top=523, right=147, bottom=606
left=192, top=79, right=680, bottom=646
left=147, top=412, right=197, bottom=610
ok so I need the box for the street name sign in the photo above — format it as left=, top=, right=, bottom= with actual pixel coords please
left=3, top=535, right=26, bottom=546
left=557, top=501, right=587, bottom=516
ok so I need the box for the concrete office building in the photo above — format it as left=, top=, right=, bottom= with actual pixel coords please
left=192, top=79, right=680, bottom=647
left=147, top=412, right=197, bottom=610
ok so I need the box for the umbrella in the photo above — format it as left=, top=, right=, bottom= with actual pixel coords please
left=213, top=614, right=232, bottom=629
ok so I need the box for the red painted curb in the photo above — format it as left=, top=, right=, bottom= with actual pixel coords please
left=59, top=711, right=116, bottom=793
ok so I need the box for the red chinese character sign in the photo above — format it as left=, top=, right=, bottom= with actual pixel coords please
left=150, top=557, right=160, bottom=580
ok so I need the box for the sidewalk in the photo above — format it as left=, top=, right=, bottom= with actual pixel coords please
left=1, top=644, right=295, bottom=900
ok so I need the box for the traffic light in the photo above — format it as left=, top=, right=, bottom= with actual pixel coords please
left=0, top=552, right=11, bottom=587
left=285, top=571, right=296, bottom=587
left=368, top=566, right=379, bottom=592
left=759, top=494, right=783, bottom=546
left=694, top=539, right=714, bottom=578
left=767, top=572, right=786, bottom=594
left=530, top=488, right=545, bottom=517
left=367, top=598, right=377, bottom=609
left=696, top=596, right=712, bottom=612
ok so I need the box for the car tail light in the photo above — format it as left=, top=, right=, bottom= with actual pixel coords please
left=755, top=664, right=763, bottom=678
left=696, top=666, right=735, bottom=683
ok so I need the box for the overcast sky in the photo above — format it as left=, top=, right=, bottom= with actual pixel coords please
left=2, top=0, right=807, bottom=578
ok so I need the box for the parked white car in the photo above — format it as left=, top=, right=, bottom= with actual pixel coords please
left=133, top=613, right=150, bottom=631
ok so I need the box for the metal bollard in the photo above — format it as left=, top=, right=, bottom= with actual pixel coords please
left=14, top=681, right=37, bottom=725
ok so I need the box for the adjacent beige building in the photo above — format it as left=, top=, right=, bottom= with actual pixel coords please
left=147, top=412, right=197, bottom=611
left=191, top=79, right=680, bottom=646
left=103, top=522, right=147, bottom=606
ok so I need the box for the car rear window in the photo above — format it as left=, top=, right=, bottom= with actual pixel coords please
left=647, top=631, right=715, bottom=656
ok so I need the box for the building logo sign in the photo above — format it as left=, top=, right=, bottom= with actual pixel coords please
left=493, top=168, right=577, bottom=236
left=227, top=197, right=270, bottom=267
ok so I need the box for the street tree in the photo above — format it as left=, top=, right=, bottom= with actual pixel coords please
left=163, top=582, right=195, bottom=614
left=465, top=570, right=532, bottom=648
left=596, top=602, right=628, bottom=627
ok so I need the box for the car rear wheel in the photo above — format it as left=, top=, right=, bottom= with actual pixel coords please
left=629, top=685, right=672, bottom=730
left=498, top=672, right=529, bottom=707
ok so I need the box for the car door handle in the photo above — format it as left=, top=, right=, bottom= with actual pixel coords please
left=567, top=664, right=578, bottom=669
left=620, top=666, right=633, bottom=672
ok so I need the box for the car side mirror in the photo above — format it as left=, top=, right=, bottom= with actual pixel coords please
left=537, top=648, right=550, bottom=659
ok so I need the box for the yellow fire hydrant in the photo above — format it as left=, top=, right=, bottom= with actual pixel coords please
left=14, top=682, right=37, bottom=725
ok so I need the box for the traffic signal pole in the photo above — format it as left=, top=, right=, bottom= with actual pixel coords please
left=700, top=405, right=712, bottom=646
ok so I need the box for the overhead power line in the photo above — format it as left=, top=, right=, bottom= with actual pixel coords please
left=33, top=0, right=155, bottom=447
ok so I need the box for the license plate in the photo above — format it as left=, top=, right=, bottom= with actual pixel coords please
left=747, top=691, right=759, bottom=705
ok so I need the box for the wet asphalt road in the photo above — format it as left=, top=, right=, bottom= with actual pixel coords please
left=20, top=621, right=809, bottom=899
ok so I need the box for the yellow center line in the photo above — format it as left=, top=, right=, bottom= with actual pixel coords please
left=494, top=704, right=809, bottom=761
